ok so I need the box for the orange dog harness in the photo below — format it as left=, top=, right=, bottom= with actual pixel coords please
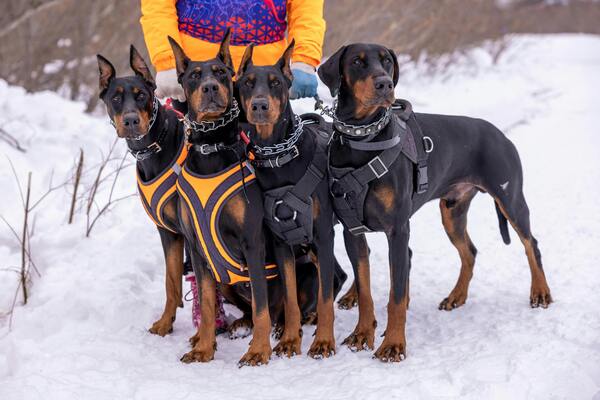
left=137, top=138, right=189, bottom=232
left=177, top=162, right=278, bottom=284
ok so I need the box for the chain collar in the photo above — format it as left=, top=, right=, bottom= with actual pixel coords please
left=183, top=98, right=240, bottom=135
left=314, top=95, right=392, bottom=138
left=110, top=97, right=160, bottom=141
left=248, top=114, right=310, bottom=157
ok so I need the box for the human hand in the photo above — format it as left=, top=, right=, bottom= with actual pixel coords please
left=290, top=62, right=318, bottom=99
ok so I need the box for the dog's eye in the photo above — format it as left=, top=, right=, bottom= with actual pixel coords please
left=217, top=68, right=226, bottom=75
left=383, top=57, right=392, bottom=64
left=270, top=79, right=280, bottom=88
left=112, top=95, right=121, bottom=103
left=190, top=71, right=201, bottom=80
left=245, top=79, right=254, bottom=88
left=136, top=92, right=146, bottom=101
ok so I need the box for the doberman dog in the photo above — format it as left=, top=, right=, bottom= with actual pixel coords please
left=97, top=46, right=187, bottom=338
left=318, top=43, right=553, bottom=362
left=236, top=40, right=356, bottom=358
left=169, top=31, right=347, bottom=365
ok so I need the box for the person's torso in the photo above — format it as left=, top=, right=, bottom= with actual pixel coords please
left=176, top=0, right=287, bottom=45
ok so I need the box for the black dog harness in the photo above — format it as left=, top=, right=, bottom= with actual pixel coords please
left=328, top=100, right=433, bottom=235
left=245, top=114, right=330, bottom=246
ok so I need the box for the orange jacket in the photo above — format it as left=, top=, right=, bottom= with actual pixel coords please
left=140, top=0, right=325, bottom=72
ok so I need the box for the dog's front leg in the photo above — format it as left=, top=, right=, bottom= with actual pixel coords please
left=273, top=242, right=302, bottom=357
left=307, top=227, right=337, bottom=359
left=180, top=254, right=217, bottom=363
left=238, top=242, right=272, bottom=367
left=342, top=230, right=376, bottom=351
left=149, top=229, right=184, bottom=336
left=374, top=222, right=410, bottom=362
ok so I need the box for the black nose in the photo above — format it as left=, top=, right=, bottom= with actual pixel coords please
left=374, top=76, right=394, bottom=96
left=251, top=98, right=269, bottom=112
left=123, top=112, right=140, bottom=127
left=201, top=82, right=220, bottom=93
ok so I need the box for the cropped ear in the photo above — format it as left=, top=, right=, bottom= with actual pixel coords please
left=387, top=47, right=399, bottom=87
left=237, top=43, right=254, bottom=79
left=97, top=54, right=116, bottom=96
left=317, top=45, right=347, bottom=97
left=218, top=28, right=234, bottom=73
left=168, top=36, right=189, bottom=81
left=276, top=39, right=294, bottom=84
left=130, top=45, right=156, bottom=89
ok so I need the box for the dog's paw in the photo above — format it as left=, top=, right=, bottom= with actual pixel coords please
left=337, top=291, right=358, bottom=310
left=373, top=339, right=406, bottom=363
left=180, top=345, right=215, bottom=363
left=307, top=337, right=336, bottom=359
left=438, top=290, right=468, bottom=311
left=274, top=333, right=302, bottom=358
left=228, top=317, right=252, bottom=340
left=271, top=323, right=284, bottom=340
left=148, top=315, right=174, bottom=336
left=530, top=284, right=552, bottom=309
left=238, top=345, right=272, bottom=367
left=342, top=322, right=376, bottom=352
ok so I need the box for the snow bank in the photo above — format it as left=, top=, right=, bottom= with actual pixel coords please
left=1, top=34, right=599, bottom=400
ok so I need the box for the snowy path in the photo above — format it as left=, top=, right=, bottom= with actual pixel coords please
left=1, top=35, right=599, bottom=399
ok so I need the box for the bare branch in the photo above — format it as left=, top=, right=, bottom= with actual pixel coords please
left=0, top=127, right=26, bottom=152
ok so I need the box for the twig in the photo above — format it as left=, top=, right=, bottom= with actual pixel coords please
left=0, top=127, right=26, bottom=153
left=20, top=173, right=31, bottom=305
left=68, top=149, right=84, bottom=224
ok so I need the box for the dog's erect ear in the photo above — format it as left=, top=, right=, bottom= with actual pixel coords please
left=237, top=43, right=254, bottom=79
left=387, top=47, right=399, bottom=87
left=168, top=36, right=189, bottom=80
left=130, top=45, right=156, bottom=89
left=318, top=45, right=347, bottom=97
left=218, top=28, right=234, bottom=73
left=97, top=54, right=116, bottom=96
left=276, top=39, right=294, bottom=84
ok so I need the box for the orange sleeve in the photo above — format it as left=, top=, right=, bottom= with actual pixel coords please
left=287, top=0, right=326, bottom=68
left=140, top=0, right=181, bottom=71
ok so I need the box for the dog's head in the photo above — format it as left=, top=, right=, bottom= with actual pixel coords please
left=168, top=29, right=235, bottom=123
left=318, top=43, right=398, bottom=120
left=235, top=40, right=294, bottom=139
left=97, top=46, right=157, bottom=139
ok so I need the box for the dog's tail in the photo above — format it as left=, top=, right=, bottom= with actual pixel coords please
left=495, top=201, right=511, bottom=245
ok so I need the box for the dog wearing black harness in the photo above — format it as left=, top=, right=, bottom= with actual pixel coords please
left=97, top=46, right=187, bottom=338
left=235, top=41, right=354, bottom=358
left=318, top=43, right=553, bottom=362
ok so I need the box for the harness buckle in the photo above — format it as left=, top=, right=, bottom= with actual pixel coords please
left=367, top=156, right=389, bottom=179
left=423, top=136, right=434, bottom=153
left=148, top=142, right=162, bottom=153
left=349, top=225, right=371, bottom=235
left=273, top=200, right=297, bottom=222
left=198, top=144, right=215, bottom=155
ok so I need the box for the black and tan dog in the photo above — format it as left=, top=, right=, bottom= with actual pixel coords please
left=235, top=41, right=358, bottom=358
left=97, top=46, right=187, bottom=338
left=318, top=43, right=553, bottom=362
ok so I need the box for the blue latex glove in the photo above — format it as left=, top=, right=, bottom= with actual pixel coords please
left=290, top=64, right=318, bottom=99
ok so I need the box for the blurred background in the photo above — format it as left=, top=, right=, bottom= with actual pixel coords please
left=1, top=0, right=599, bottom=113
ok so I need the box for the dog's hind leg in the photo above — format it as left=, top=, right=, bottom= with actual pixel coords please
left=438, top=188, right=478, bottom=311
left=180, top=254, right=217, bottom=363
left=273, top=244, right=302, bottom=357
left=494, top=189, right=552, bottom=308
left=149, top=229, right=184, bottom=336
left=341, top=230, right=376, bottom=351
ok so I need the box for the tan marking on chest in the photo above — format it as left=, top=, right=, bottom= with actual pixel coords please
left=312, top=195, right=320, bottom=220
left=225, top=194, right=246, bottom=227
left=374, top=185, right=395, bottom=213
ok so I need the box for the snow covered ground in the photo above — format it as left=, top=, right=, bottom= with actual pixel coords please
left=1, top=34, right=599, bottom=399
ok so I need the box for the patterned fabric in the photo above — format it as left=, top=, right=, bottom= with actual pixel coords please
left=185, top=274, right=228, bottom=331
left=177, top=161, right=278, bottom=284
left=176, top=0, right=287, bottom=45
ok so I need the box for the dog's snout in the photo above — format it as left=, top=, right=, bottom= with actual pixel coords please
left=201, top=82, right=220, bottom=94
left=374, top=76, right=394, bottom=95
left=251, top=98, right=269, bottom=112
left=123, top=112, right=140, bottom=127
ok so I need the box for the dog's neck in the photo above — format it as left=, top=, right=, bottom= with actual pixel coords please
left=248, top=102, right=294, bottom=147
left=186, top=103, right=242, bottom=175
left=130, top=106, right=182, bottom=182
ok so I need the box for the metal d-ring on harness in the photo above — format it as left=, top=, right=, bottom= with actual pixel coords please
left=314, top=95, right=434, bottom=235
left=247, top=114, right=329, bottom=246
